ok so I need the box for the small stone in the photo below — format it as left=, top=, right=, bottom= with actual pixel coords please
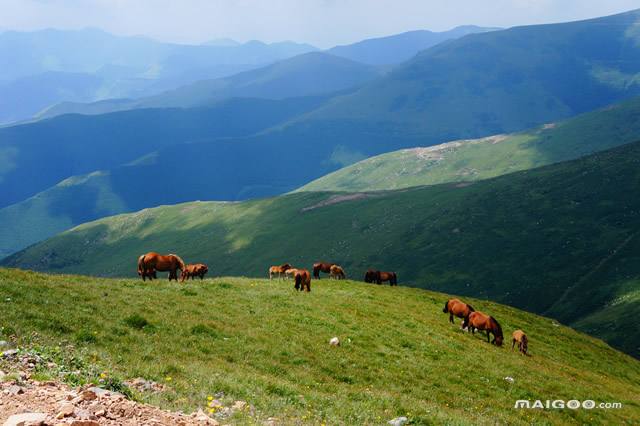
left=6, top=384, right=24, bottom=395
left=94, top=409, right=106, bottom=417
left=69, top=421, right=100, bottom=426
left=56, top=403, right=75, bottom=419
left=504, top=376, right=515, bottom=383
left=2, top=413, right=47, bottom=426
left=388, top=417, right=408, bottom=426
left=81, top=389, right=97, bottom=401
left=329, top=337, right=340, bottom=346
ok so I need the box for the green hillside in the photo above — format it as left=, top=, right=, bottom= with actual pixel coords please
left=309, top=9, right=640, bottom=136
left=6, top=140, right=640, bottom=358
left=298, top=96, right=640, bottom=192
left=1, top=269, right=638, bottom=424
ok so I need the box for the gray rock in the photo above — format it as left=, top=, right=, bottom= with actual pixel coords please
left=2, top=412, right=47, bottom=426
left=0, top=340, right=8, bottom=347
left=6, top=384, right=24, bottom=395
left=1, top=349, right=18, bottom=358
left=388, top=417, right=408, bottom=426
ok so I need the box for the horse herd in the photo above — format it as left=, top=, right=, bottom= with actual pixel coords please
left=136, top=252, right=528, bottom=354
left=443, top=298, right=529, bottom=355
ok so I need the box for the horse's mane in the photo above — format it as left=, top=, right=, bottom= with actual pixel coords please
left=490, top=316, right=503, bottom=336
left=467, top=304, right=475, bottom=312
left=170, top=253, right=186, bottom=269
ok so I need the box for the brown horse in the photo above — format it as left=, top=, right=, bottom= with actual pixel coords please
left=294, top=269, right=311, bottom=292
left=269, top=263, right=292, bottom=280
left=329, top=265, right=346, bottom=280
left=512, top=330, right=529, bottom=355
left=364, top=269, right=378, bottom=283
left=313, top=262, right=334, bottom=279
left=137, top=254, right=157, bottom=281
left=443, top=298, right=475, bottom=328
left=138, top=252, right=186, bottom=281
left=468, top=311, right=503, bottom=346
left=180, top=263, right=208, bottom=282
left=378, top=271, right=397, bottom=286
left=364, top=269, right=397, bottom=285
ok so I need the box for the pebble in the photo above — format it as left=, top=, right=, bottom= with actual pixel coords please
left=3, top=412, right=47, bottom=426
left=329, top=337, right=340, bottom=346
left=388, top=416, right=408, bottom=426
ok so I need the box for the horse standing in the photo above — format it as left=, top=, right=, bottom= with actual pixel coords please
left=137, top=252, right=186, bottom=281
left=284, top=268, right=298, bottom=280
left=443, top=298, right=475, bottom=328
left=364, top=269, right=397, bottom=285
left=137, top=254, right=157, bottom=281
left=512, top=330, right=529, bottom=355
left=294, top=269, right=311, bottom=292
left=364, top=269, right=378, bottom=283
left=313, top=262, right=334, bottom=279
left=181, top=263, right=208, bottom=281
left=468, top=311, right=503, bottom=346
left=329, top=265, right=346, bottom=280
left=269, top=263, right=292, bottom=280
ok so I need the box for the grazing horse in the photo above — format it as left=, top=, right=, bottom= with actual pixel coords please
left=138, top=252, right=186, bottom=281
left=378, top=271, right=397, bottom=286
left=294, top=269, right=311, bottom=292
left=468, top=311, right=503, bottom=346
left=364, top=269, right=397, bottom=285
left=512, top=330, right=529, bottom=355
left=181, top=263, right=208, bottom=282
left=284, top=268, right=298, bottom=280
left=364, top=269, right=378, bottom=283
left=443, top=298, right=475, bottom=328
left=137, top=254, right=157, bottom=281
left=269, top=263, right=292, bottom=280
left=313, top=262, right=334, bottom=279
left=329, top=265, right=346, bottom=280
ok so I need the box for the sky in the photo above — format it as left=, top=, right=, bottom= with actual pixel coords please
left=0, top=0, right=639, bottom=48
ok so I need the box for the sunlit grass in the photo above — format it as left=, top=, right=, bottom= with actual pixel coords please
left=1, top=268, right=638, bottom=424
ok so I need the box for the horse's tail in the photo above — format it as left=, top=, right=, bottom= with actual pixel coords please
left=490, top=316, right=503, bottom=337
left=295, top=273, right=301, bottom=290
left=137, top=254, right=146, bottom=275
left=443, top=300, right=449, bottom=313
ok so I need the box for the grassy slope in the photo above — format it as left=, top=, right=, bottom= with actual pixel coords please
left=0, top=269, right=638, bottom=424
left=298, top=97, right=640, bottom=192
left=5, top=141, right=640, bottom=358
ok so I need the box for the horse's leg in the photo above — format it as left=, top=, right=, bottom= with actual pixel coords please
left=449, top=313, right=454, bottom=323
left=512, top=339, right=515, bottom=351
left=487, top=331, right=491, bottom=343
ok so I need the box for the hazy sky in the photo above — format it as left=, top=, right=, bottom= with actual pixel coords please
left=1, top=0, right=639, bottom=47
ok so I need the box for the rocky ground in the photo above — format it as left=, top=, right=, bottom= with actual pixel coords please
left=0, top=346, right=256, bottom=426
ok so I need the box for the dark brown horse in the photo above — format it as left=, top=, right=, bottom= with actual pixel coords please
left=468, top=311, right=503, bottom=346
left=294, top=269, right=311, bottom=292
left=512, top=330, right=529, bottom=355
left=181, top=263, right=208, bottom=282
left=443, top=298, right=475, bottom=328
left=138, top=252, right=186, bottom=281
left=313, top=262, right=334, bottom=279
left=364, top=269, right=378, bottom=283
left=364, top=269, right=397, bottom=285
